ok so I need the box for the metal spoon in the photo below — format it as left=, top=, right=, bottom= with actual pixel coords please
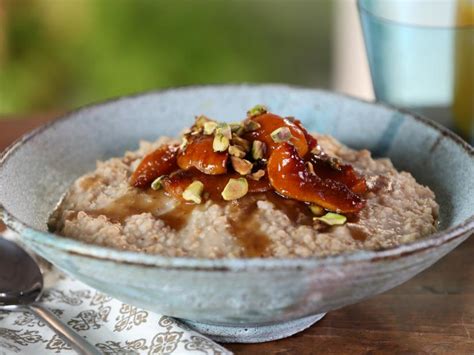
left=0, top=237, right=101, bottom=355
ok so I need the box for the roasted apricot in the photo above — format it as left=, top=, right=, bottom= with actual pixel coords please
left=177, top=136, right=228, bottom=175
left=244, top=113, right=309, bottom=157
left=130, top=144, right=178, bottom=188
left=291, top=118, right=318, bottom=152
left=267, top=143, right=365, bottom=213
left=310, top=155, right=367, bottom=194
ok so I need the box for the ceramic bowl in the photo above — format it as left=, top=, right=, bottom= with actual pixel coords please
left=1, top=85, right=473, bottom=343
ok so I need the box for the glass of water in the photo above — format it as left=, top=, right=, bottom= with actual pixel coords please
left=358, top=0, right=473, bottom=144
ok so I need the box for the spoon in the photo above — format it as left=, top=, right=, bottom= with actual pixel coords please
left=0, top=237, right=101, bottom=355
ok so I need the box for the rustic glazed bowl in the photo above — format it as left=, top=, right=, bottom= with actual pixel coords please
left=1, top=85, right=473, bottom=343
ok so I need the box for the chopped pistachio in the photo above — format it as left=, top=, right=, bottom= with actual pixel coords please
left=231, top=156, right=253, bottom=175
left=251, top=140, right=266, bottom=160
left=243, top=119, right=261, bottom=132
left=216, top=123, right=232, bottom=139
left=182, top=181, right=204, bottom=204
left=309, top=204, right=324, bottom=216
left=306, top=161, right=315, bottom=175
left=328, top=157, right=342, bottom=170
left=314, top=212, right=347, bottom=226
left=248, top=169, right=265, bottom=181
left=270, top=127, right=293, bottom=143
left=231, top=136, right=251, bottom=152
left=230, top=122, right=242, bottom=132
left=182, top=127, right=192, bottom=135
left=221, top=177, right=248, bottom=201
left=228, top=145, right=246, bottom=158
left=311, top=144, right=323, bottom=156
left=151, top=176, right=165, bottom=190
left=195, top=115, right=210, bottom=128
left=247, top=104, right=268, bottom=117
left=203, top=121, right=218, bottom=135
left=179, top=136, right=188, bottom=150
left=213, top=134, right=230, bottom=152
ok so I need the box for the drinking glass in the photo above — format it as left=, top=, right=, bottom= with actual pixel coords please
left=358, top=0, right=473, bottom=144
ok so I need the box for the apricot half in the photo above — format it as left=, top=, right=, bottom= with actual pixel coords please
left=177, top=136, right=228, bottom=175
left=130, top=144, right=179, bottom=188
left=244, top=113, right=309, bottom=157
left=267, top=143, right=365, bottom=213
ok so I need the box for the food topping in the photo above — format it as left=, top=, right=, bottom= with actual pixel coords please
left=130, top=144, right=178, bottom=188
left=267, top=143, right=364, bottom=213
left=131, top=107, right=367, bottom=219
left=151, top=176, right=165, bottom=190
left=222, top=178, right=249, bottom=201
left=270, top=127, right=293, bottom=143
left=177, top=135, right=228, bottom=175
left=182, top=181, right=204, bottom=204
left=212, top=133, right=230, bottom=152
left=231, top=156, right=253, bottom=175
left=247, top=104, right=268, bottom=118
left=315, top=212, right=347, bottom=226
left=251, top=140, right=266, bottom=160
left=228, top=145, right=246, bottom=158
left=309, top=204, right=325, bottom=216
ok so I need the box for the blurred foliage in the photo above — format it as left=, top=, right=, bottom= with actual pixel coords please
left=0, top=0, right=332, bottom=115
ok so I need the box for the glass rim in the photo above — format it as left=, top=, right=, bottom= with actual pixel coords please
left=357, top=0, right=474, bottom=30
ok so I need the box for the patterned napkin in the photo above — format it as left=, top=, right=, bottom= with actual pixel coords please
left=0, top=230, right=231, bottom=355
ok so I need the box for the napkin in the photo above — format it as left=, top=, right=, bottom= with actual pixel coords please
left=0, top=230, right=232, bottom=355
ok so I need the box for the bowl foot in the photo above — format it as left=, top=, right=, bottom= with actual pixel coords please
left=179, top=313, right=326, bottom=343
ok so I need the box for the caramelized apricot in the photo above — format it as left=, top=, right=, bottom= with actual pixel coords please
left=292, top=118, right=318, bottom=152
left=130, top=144, right=178, bottom=188
left=267, top=143, right=365, bottom=213
left=310, top=155, right=367, bottom=194
left=244, top=113, right=309, bottom=157
left=177, top=136, right=228, bottom=175
left=162, top=169, right=271, bottom=202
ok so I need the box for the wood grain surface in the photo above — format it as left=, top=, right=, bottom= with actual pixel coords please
left=0, top=114, right=472, bottom=354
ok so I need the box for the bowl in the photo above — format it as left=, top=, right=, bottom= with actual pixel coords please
left=1, top=85, right=473, bottom=343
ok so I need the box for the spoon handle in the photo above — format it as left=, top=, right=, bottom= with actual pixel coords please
left=29, top=303, right=102, bottom=355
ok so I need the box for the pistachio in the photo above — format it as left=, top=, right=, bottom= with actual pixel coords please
left=230, top=122, right=242, bottom=132
left=270, top=127, right=293, bottom=143
left=251, top=140, right=266, bottom=160
left=216, top=123, right=232, bottom=139
left=311, top=144, right=323, bottom=156
left=221, top=177, right=248, bottom=201
left=179, top=136, right=188, bottom=150
left=314, top=212, right=347, bottom=226
left=228, top=145, right=246, bottom=158
left=195, top=115, right=210, bottom=128
left=213, top=134, right=230, bottom=152
left=328, top=157, right=342, bottom=170
left=182, top=180, right=204, bottom=204
left=247, top=104, right=268, bottom=117
left=151, top=176, right=165, bottom=190
left=231, top=136, right=251, bottom=152
left=306, top=161, right=315, bottom=175
left=309, top=204, right=324, bottom=216
left=248, top=169, right=265, bottom=181
left=231, top=156, right=253, bottom=175
left=203, top=121, right=218, bottom=135
left=243, top=119, right=261, bottom=132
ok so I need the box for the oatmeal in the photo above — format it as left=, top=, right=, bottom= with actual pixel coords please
left=49, top=106, right=438, bottom=258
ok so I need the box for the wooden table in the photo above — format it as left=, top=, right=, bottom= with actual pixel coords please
left=1, top=115, right=473, bottom=354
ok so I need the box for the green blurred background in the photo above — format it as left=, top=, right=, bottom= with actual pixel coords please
left=0, top=0, right=333, bottom=116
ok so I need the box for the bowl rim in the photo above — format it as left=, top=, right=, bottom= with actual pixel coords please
left=1, top=83, right=473, bottom=271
